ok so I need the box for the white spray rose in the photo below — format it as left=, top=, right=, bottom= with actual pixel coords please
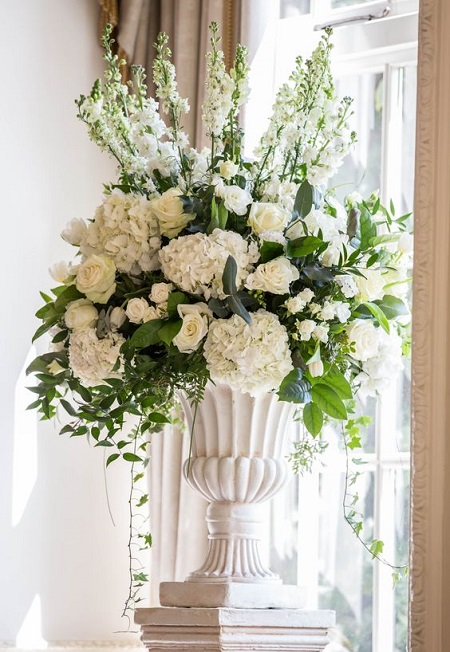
left=172, top=303, right=212, bottom=353
left=150, top=282, right=173, bottom=305
left=219, top=160, right=239, bottom=180
left=150, top=187, right=193, bottom=238
left=245, top=257, right=299, bottom=294
left=61, top=218, right=88, bottom=246
left=297, top=319, right=316, bottom=341
left=126, top=297, right=154, bottom=324
left=313, top=324, right=329, bottom=343
left=248, top=202, right=290, bottom=235
left=216, top=184, right=252, bottom=216
left=76, top=254, right=116, bottom=304
left=346, top=319, right=381, bottom=361
left=65, top=299, right=98, bottom=330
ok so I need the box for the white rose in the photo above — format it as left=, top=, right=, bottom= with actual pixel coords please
left=216, top=185, right=252, bottom=216
left=110, top=306, right=126, bottom=330
left=65, top=298, right=99, bottom=330
left=143, top=306, right=161, bottom=322
left=319, top=302, right=335, bottom=321
left=76, top=254, right=116, bottom=304
left=173, top=303, right=211, bottom=353
left=49, top=261, right=71, bottom=284
left=245, top=257, right=299, bottom=294
left=150, top=282, right=173, bottom=305
left=397, top=232, right=413, bottom=254
left=285, top=296, right=306, bottom=314
left=297, top=319, right=316, bottom=341
left=248, top=202, right=290, bottom=235
left=219, top=160, right=239, bottom=180
left=150, top=187, right=193, bottom=238
left=346, top=319, right=380, bottom=361
left=308, top=360, right=324, bottom=378
left=126, top=298, right=152, bottom=324
left=334, top=302, right=352, bottom=323
left=61, top=218, right=88, bottom=246
left=354, top=269, right=386, bottom=302
left=298, top=288, right=315, bottom=303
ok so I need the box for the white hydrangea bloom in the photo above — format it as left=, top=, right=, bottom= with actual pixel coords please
left=69, top=328, right=125, bottom=386
left=159, top=229, right=258, bottom=299
left=355, top=329, right=403, bottom=396
left=80, top=191, right=161, bottom=275
left=203, top=310, right=293, bottom=395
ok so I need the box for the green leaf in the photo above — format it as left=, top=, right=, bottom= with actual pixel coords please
left=303, top=402, right=323, bottom=436
left=123, top=452, right=143, bottom=463
left=159, top=319, right=182, bottom=346
left=60, top=399, right=78, bottom=417
left=294, top=180, right=313, bottom=218
left=370, top=538, right=385, bottom=559
left=347, top=207, right=359, bottom=239
left=259, top=241, right=285, bottom=263
left=375, top=294, right=409, bottom=320
left=277, top=369, right=312, bottom=404
left=217, top=201, right=228, bottom=229
left=106, top=453, right=120, bottom=467
left=167, top=292, right=187, bottom=317
left=147, top=411, right=171, bottom=424
left=311, top=384, right=347, bottom=420
left=32, top=315, right=60, bottom=343
left=305, top=341, right=321, bottom=365
left=369, top=233, right=400, bottom=247
left=130, top=319, right=164, bottom=348
left=302, top=264, right=335, bottom=283
left=324, top=366, right=353, bottom=400
left=359, top=206, right=377, bottom=250
left=226, top=294, right=252, bottom=325
left=362, top=301, right=390, bottom=334
left=222, top=255, right=238, bottom=295
left=287, top=235, right=323, bottom=258
left=54, top=284, right=83, bottom=313
left=40, top=291, right=53, bottom=303
left=35, top=303, right=57, bottom=320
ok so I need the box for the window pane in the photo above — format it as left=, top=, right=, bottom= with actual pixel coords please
left=393, top=469, right=410, bottom=652
left=332, top=0, right=374, bottom=7
left=317, top=470, right=375, bottom=651
left=280, top=0, right=311, bottom=18
left=332, top=73, right=384, bottom=202
left=400, top=65, right=417, bottom=215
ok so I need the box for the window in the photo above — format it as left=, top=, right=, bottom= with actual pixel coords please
left=246, top=3, right=417, bottom=650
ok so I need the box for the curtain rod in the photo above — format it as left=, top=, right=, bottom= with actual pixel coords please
left=314, top=4, right=391, bottom=31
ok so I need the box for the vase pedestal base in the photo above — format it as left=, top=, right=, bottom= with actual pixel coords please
left=160, top=581, right=306, bottom=609
left=136, top=607, right=335, bottom=651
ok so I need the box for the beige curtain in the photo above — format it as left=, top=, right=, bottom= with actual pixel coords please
left=98, top=0, right=242, bottom=147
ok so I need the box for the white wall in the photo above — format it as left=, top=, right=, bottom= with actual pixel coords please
left=0, top=1, right=140, bottom=645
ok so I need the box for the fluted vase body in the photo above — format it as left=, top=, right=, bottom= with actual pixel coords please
left=180, top=383, right=295, bottom=584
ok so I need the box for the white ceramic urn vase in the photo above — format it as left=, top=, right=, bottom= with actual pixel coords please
left=160, top=383, right=304, bottom=609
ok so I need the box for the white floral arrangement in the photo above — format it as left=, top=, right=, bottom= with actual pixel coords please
left=29, top=24, right=412, bottom=457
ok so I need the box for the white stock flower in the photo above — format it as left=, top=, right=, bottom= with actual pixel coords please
left=68, top=328, right=125, bottom=386
left=173, top=303, right=212, bottom=353
left=219, top=160, right=239, bottom=180
left=346, top=319, right=380, bottom=362
left=258, top=231, right=287, bottom=246
left=61, top=218, right=88, bottom=246
left=49, top=261, right=71, bottom=284
left=126, top=298, right=155, bottom=324
left=354, top=269, right=386, bottom=302
left=150, top=282, right=173, bottom=305
left=248, top=202, right=290, bottom=235
left=203, top=310, right=293, bottom=395
left=245, top=257, right=299, bottom=295
left=76, top=254, right=116, bottom=304
left=355, top=329, right=403, bottom=396
left=80, top=192, right=161, bottom=274
left=65, top=299, right=98, bottom=330
left=336, top=275, right=359, bottom=299
left=150, top=187, right=193, bottom=238
left=215, top=184, right=252, bottom=216
left=110, top=307, right=126, bottom=330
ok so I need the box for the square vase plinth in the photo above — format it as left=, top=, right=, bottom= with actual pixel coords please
left=136, top=607, right=335, bottom=651
left=160, top=581, right=306, bottom=609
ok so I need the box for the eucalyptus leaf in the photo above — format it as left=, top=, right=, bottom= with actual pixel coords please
left=222, top=255, right=238, bottom=295
left=226, top=294, right=252, bottom=325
